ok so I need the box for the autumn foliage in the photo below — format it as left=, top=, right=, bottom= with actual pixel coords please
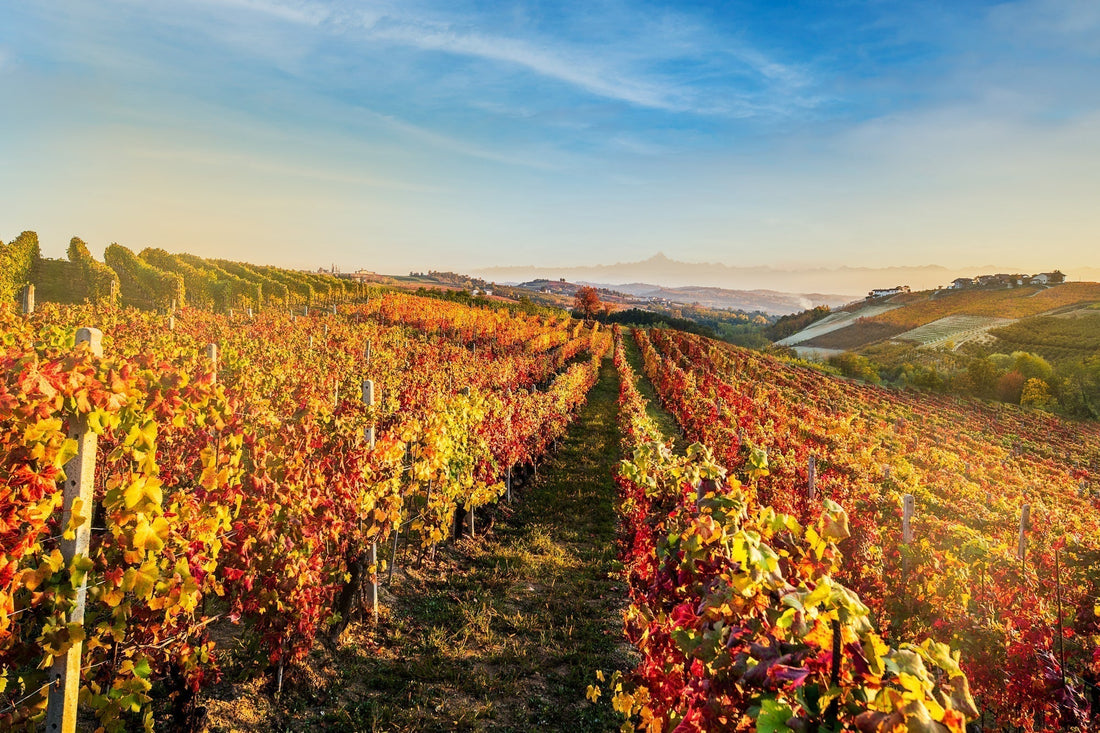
left=603, top=327, right=978, bottom=732
left=0, top=296, right=609, bottom=729
left=628, top=326, right=1100, bottom=730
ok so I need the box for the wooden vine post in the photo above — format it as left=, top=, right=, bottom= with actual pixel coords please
left=362, top=379, right=378, bottom=623
left=206, top=343, right=218, bottom=385
left=22, top=284, right=35, bottom=315
left=901, top=494, right=914, bottom=575
left=45, top=327, right=103, bottom=733
left=807, top=454, right=816, bottom=501
left=1018, top=504, right=1030, bottom=568
left=902, top=494, right=914, bottom=544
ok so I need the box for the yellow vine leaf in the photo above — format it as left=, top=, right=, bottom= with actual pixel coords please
left=64, top=496, right=89, bottom=540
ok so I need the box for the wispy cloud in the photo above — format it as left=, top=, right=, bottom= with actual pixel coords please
left=988, top=0, right=1100, bottom=54
left=173, top=0, right=812, bottom=118
left=362, top=107, right=574, bottom=171
left=358, top=10, right=813, bottom=117
left=194, top=0, right=328, bottom=26
left=364, top=17, right=689, bottom=112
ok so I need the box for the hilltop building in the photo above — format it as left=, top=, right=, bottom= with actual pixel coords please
left=867, top=285, right=911, bottom=299
left=949, top=270, right=1065, bottom=289
left=1030, top=271, right=1066, bottom=285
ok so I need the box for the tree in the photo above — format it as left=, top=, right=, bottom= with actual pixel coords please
left=574, top=286, right=601, bottom=322
left=997, top=370, right=1026, bottom=404
left=967, top=357, right=1002, bottom=398
left=828, top=352, right=881, bottom=384
left=1012, top=351, right=1053, bottom=382
left=1021, top=378, right=1052, bottom=409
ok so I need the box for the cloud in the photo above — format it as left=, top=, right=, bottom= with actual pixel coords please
left=194, top=0, right=328, bottom=26
left=988, top=0, right=1100, bottom=54
left=363, top=17, right=690, bottom=112
left=363, top=108, right=573, bottom=171
left=170, top=1, right=811, bottom=117
left=357, top=10, right=814, bottom=117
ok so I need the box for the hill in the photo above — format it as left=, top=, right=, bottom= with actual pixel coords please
left=775, top=281, right=1100, bottom=418
left=782, top=282, right=1100, bottom=354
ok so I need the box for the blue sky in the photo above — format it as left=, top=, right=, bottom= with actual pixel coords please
left=1, top=0, right=1098, bottom=275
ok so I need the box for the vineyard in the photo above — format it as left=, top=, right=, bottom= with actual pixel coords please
left=3, top=233, right=1100, bottom=731
left=2, top=231, right=361, bottom=313
left=630, top=327, right=1100, bottom=730
left=865, top=284, right=1100, bottom=332
left=602, top=328, right=978, bottom=732
left=781, top=283, right=1100, bottom=356
left=989, top=311, right=1100, bottom=363
left=0, top=293, right=610, bottom=730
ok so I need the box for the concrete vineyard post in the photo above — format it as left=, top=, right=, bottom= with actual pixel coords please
left=388, top=524, right=400, bottom=584
left=331, top=304, right=337, bottom=315
left=364, top=340, right=372, bottom=362
left=207, top=343, right=218, bottom=385
left=1018, top=504, right=1030, bottom=565
left=304, top=305, right=309, bottom=317
left=248, top=307, right=253, bottom=318
left=506, top=465, right=512, bottom=504
left=22, top=284, right=35, bottom=315
left=45, top=327, right=103, bottom=733
left=808, top=455, right=816, bottom=501
left=362, top=380, right=375, bottom=448
left=168, top=315, right=175, bottom=331
left=902, top=494, right=914, bottom=545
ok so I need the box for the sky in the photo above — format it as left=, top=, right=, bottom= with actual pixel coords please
left=1, top=0, right=1099, bottom=276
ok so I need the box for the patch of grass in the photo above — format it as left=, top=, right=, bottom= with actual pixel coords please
left=620, top=329, right=686, bottom=450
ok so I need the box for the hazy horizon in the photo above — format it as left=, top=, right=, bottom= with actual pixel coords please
left=3, top=1, right=1099, bottom=275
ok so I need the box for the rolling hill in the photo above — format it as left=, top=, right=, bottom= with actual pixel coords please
left=781, top=282, right=1100, bottom=356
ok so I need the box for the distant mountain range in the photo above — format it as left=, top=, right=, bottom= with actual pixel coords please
left=578, top=282, right=851, bottom=315
left=475, top=253, right=1097, bottom=297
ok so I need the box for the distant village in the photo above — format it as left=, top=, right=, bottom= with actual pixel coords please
left=866, top=270, right=1066, bottom=300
